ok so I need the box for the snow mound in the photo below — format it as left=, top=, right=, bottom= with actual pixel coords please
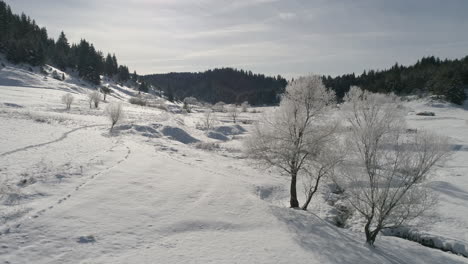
left=113, top=124, right=162, bottom=138
left=161, top=126, right=199, bottom=144
left=206, top=131, right=229, bottom=141
left=382, top=227, right=468, bottom=257
left=214, top=124, right=246, bottom=136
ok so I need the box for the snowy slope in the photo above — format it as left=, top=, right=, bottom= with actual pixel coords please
left=0, top=63, right=467, bottom=263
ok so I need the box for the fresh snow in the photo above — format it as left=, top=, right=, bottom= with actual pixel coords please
left=0, top=62, right=467, bottom=263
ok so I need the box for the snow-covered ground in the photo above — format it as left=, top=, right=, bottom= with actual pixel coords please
left=0, top=62, right=467, bottom=263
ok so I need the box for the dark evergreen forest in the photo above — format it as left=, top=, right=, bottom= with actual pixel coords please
left=144, top=69, right=288, bottom=105
left=323, top=56, right=468, bottom=105
left=0, top=0, right=134, bottom=85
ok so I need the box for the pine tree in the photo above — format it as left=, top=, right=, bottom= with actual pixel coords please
left=54, top=31, right=70, bottom=70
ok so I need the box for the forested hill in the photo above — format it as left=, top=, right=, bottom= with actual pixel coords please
left=144, top=68, right=287, bottom=105
left=323, top=56, right=468, bottom=104
left=0, top=0, right=138, bottom=86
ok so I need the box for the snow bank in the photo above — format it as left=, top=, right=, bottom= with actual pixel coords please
left=161, top=126, right=199, bottom=144
left=214, top=124, right=246, bottom=136
left=206, top=131, right=229, bottom=141
left=382, top=227, right=468, bottom=257
left=113, top=124, right=162, bottom=138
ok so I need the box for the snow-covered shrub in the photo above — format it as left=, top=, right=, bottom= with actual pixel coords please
left=100, top=86, right=111, bottom=101
left=241, top=101, right=249, bottom=112
left=196, top=109, right=217, bottom=130
left=194, top=142, right=220, bottom=151
left=182, top=101, right=191, bottom=113
left=88, top=91, right=101, bottom=108
left=212, top=101, right=226, bottom=112
left=61, top=93, right=74, bottom=110
left=52, top=70, right=63, bottom=81
left=228, top=105, right=239, bottom=123
left=184, top=96, right=198, bottom=107
left=106, top=102, right=124, bottom=131
left=129, top=96, right=147, bottom=106
left=150, top=98, right=168, bottom=111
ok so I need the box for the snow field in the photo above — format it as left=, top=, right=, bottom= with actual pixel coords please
left=0, top=63, right=467, bottom=263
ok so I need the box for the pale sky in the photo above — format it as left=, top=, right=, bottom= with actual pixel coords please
left=7, top=0, right=468, bottom=78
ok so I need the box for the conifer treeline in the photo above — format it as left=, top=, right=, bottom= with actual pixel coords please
left=324, top=56, right=468, bottom=105
left=0, top=0, right=133, bottom=85
left=144, top=68, right=287, bottom=105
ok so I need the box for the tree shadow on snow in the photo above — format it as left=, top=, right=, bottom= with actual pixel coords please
left=271, top=206, right=380, bottom=263
left=270, top=206, right=465, bottom=264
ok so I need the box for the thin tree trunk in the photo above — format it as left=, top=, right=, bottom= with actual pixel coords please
left=301, top=175, right=321, bottom=210
left=290, top=172, right=299, bottom=208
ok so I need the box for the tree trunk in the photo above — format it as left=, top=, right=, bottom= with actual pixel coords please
left=290, top=172, right=299, bottom=208
left=301, top=194, right=312, bottom=211
left=301, top=174, right=322, bottom=210
left=365, top=220, right=380, bottom=246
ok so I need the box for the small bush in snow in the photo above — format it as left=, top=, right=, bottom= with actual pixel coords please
left=151, top=98, right=168, bottom=111
left=88, top=91, right=101, bottom=108
left=212, top=101, right=226, bottom=112
left=106, top=102, right=124, bottom=131
left=52, top=70, right=62, bottom=81
left=196, top=109, right=217, bottom=130
left=182, top=101, right=191, bottom=113
left=228, top=105, right=239, bottom=123
left=241, top=101, right=249, bottom=112
left=129, top=96, right=147, bottom=106
left=100, top=86, right=112, bottom=101
left=61, top=93, right=74, bottom=110
left=194, top=142, right=220, bottom=151
left=184, top=97, right=198, bottom=105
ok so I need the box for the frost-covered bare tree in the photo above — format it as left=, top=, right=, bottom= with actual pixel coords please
left=228, top=105, right=239, bottom=123
left=88, top=91, right=101, bottom=109
left=340, top=86, right=450, bottom=246
left=245, top=75, right=337, bottom=208
left=61, top=93, right=74, bottom=110
left=106, top=102, right=124, bottom=131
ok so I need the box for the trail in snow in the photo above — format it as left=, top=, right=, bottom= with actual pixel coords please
left=0, top=142, right=131, bottom=236
left=0, top=124, right=106, bottom=157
